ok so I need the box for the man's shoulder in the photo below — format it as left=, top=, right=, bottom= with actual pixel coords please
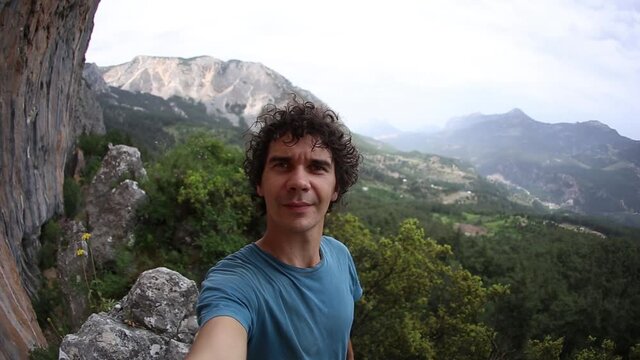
left=205, top=244, right=262, bottom=282
left=321, top=235, right=352, bottom=258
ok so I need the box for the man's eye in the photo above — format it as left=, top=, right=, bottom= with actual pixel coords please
left=274, top=162, right=288, bottom=169
left=310, top=164, right=328, bottom=172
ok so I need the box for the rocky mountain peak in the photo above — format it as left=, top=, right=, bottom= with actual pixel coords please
left=578, top=120, right=613, bottom=131
left=99, top=55, right=322, bottom=126
left=445, top=108, right=535, bottom=131
left=83, top=63, right=109, bottom=93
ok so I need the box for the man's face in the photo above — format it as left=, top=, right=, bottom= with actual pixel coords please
left=257, top=134, right=338, bottom=237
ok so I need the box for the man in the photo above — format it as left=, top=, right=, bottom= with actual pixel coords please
left=187, top=97, right=362, bottom=360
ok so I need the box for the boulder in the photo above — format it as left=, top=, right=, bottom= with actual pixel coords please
left=85, top=145, right=147, bottom=264
left=60, top=267, right=198, bottom=359
left=56, top=220, right=92, bottom=330
left=59, top=313, right=168, bottom=360
left=55, top=145, right=147, bottom=330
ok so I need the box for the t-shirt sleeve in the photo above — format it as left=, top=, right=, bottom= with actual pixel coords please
left=196, top=266, right=254, bottom=336
left=347, top=250, right=363, bottom=302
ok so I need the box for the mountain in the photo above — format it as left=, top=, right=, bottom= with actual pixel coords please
left=86, top=62, right=532, bottom=217
left=350, top=119, right=403, bottom=139
left=89, top=57, right=640, bottom=226
left=98, top=55, right=322, bottom=126
left=382, top=109, right=640, bottom=225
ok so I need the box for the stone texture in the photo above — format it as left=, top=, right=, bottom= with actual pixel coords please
left=56, top=220, right=92, bottom=330
left=56, top=145, right=147, bottom=330
left=0, top=0, right=100, bottom=358
left=60, top=267, right=198, bottom=359
left=71, top=78, right=106, bottom=138
left=85, top=145, right=147, bottom=264
left=59, top=313, right=169, bottom=360
left=83, top=63, right=109, bottom=94
left=100, top=55, right=324, bottom=126
left=119, top=268, right=198, bottom=337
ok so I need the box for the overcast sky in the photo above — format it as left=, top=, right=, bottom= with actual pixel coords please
left=87, top=0, right=640, bottom=140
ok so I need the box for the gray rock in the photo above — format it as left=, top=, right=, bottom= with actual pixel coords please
left=0, top=0, right=100, bottom=357
left=83, top=63, right=110, bottom=94
left=120, top=268, right=198, bottom=337
left=55, top=145, right=148, bottom=330
left=56, top=220, right=92, bottom=330
left=166, top=340, right=191, bottom=359
left=177, top=315, right=198, bottom=344
left=100, top=55, right=323, bottom=127
left=85, top=145, right=147, bottom=264
left=59, top=313, right=168, bottom=360
left=88, top=144, right=147, bottom=200
left=71, top=78, right=106, bottom=138
left=60, top=267, right=197, bottom=359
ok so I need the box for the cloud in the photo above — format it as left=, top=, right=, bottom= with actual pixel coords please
left=87, top=0, right=640, bottom=139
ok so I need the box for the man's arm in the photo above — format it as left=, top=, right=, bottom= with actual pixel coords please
left=347, top=339, right=354, bottom=360
left=186, top=316, right=248, bottom=360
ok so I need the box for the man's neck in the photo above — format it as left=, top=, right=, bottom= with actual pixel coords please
left=256, top=227, right=323, bottom=268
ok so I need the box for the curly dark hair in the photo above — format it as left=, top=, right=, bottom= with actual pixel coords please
left=244, top=95, right=361, bottom=213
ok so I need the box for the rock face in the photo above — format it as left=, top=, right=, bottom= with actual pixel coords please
left=100, top=55, right=323, bottom=126
left=0, top=0, right=100, bottom=358
left=57, top=145, right=147, bottom=329
left=71, top=78, right=107, bottom=138
left=59, top=267, right=198, bottom=360
left=83, top=63, right=110, bottom=94
left=85, top=145, right=147, bottom=264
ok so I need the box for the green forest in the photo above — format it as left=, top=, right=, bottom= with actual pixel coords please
left=34, top=129, right=640, bottom=360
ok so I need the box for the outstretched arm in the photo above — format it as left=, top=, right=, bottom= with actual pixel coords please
left=347, top=339, right=355, bottom=360
left=186, top=316, right=247, bottom=360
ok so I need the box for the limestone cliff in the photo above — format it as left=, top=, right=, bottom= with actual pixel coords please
left=100, top=55, right=324, bottom=126
left=0, top=0, right=100, bottom=358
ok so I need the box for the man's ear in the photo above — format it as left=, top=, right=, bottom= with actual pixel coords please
left=331, top=187, right=339, bottom=202
left=257, top=184, right=263, bottom=197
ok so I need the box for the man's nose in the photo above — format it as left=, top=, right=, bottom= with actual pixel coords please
left=287, top=166, right=310, bottom=191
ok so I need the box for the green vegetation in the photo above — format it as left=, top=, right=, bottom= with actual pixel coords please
left=62, top=178, right=81, bottom=218
left=327, top=214, right=505, bottom=359
left=38, top=92, right=640, bottom=358
left=77, top=131, right=133, bottom=182
left=39, top=220, right=62, bottom=269
left=134, top=133, right=258, bottom=280
left=29, top=346, right=58, bottom=360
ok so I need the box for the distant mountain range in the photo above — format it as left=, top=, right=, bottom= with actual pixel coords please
left=85, top=56, right=640, bottom=227
left=379, top=109, right=640, bottom=222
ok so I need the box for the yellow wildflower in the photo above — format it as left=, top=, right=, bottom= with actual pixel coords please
left=76, top=248, right=86, bottom=257
left=81, top=233, right=92, bottom=241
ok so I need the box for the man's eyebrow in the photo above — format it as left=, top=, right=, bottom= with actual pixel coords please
left=267, top=155, right=291, bottom=163
left=310, top=159, right=333, bottom=168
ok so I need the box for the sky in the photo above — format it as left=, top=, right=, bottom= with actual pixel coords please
left=86, top=0, right=640, bottom=140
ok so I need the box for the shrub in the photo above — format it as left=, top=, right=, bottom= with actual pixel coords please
left=39, top=220, right=62, bottom=269
left=136, top=133, right=257, bottom=278
left=29, top=345, right=58, bottom=360
left=63, top=178, right=81, bottom=218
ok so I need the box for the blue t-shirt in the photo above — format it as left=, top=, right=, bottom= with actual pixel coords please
left=197, top=236, right=362, bottom=360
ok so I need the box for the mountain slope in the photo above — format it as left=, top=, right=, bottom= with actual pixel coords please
left=99, top=55, right=322, bottom=126
left=382, top=109, right=640, bottom=224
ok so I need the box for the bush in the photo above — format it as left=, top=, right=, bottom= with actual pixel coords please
left=29, top=345, right=58, bottom=360
left=63, top=178, right=81, bottom=218
left=39, top=220, right=62, bottom=269
left=136, top=133, right=257, bottom=279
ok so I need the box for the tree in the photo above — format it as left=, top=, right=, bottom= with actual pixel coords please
left=327, top=214, right=505, bottom=359
left=136, top=133, right=257, bottom=278
left=525, top=336, right=564, bottom=360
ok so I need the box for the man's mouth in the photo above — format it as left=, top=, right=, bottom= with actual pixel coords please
left=284, top=201, right=312, bottom=209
